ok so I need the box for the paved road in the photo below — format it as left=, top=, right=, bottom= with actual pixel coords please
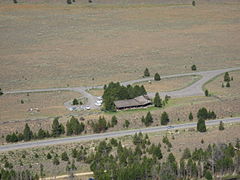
left=0, top=117, right=239, bottom=152
left=4, top=67, right=240, bottom=109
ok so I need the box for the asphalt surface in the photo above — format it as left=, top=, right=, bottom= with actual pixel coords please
left=0, top=117, right=239, bottom=152
left=4, top=67, right=240, bottom=109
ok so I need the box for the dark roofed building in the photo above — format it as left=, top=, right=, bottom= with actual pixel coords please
left=114, top=95, right=152, bottom=110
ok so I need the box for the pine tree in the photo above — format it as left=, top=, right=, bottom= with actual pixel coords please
left=205, top=89, right=209, bottom=97
left=154, top=73, right=161, bottom=81
left=72, top=98, right=79, bottom=105
left=67, top=0, right=72, bottom=4
left=144, top=111, right=153, bottom=126
left=61, top=152, right=69, bottom=161
left=0, top=88, right=3, bottom=96
left=52, top=118, right=64, bottom=137
left=161, top=112, right=170, bottom=125
left=191, top=64, right=197, bottom=71
left=144, top=68, right=150, bottom=77
left=154, top=92, right=162, bottom=107
left=189, top=112, right=193, bottom=121
left=23, top=123, right=33, bottom=141
left=197, top=119, right=206, bottom=132
left=219, top=121, right=224, bottom=131
left=111, top=115, right=118, bottom=127
left=224, top=72, right=230, bottom=82
left=226, top=81, right=230, bottom=87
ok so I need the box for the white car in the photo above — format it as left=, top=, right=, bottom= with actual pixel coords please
left=95, top=102, right=101, bottom=106
left=97, top=96, right=102, bottom=100
left=85, top=106, right=91, bottom=110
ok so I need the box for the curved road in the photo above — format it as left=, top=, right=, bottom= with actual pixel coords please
left=0, top=117, right=239, bottom=152
left=4, top=67, right=240, bottom=109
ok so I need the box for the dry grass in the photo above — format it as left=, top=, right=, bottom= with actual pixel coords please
left=134, top=75, right=201, bottom=92
left=0, top=2, right=240, bottom=91
left=0, top=91, right=81, bottom=122
left=87, top=88, right=104, bottom=97
left=205, top=70, right=240, bottom=99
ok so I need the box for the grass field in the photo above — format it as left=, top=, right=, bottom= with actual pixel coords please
left=204, top=70, right=240, bottom=99
left=0, top=2, right=240, bottom=91
left=134, top=75, right=201, bottom=92
left=0, top=91, right=81, bottom=122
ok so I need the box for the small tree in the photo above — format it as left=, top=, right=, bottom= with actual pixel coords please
left=192, top=0, right=196, bottom=6
left=23, top=123, right=33, bottom=141
left=188, top=112, right=193, bottom=121
left=13, top=0, right=18, bottom=3
left=72, top=98, right=79, bottom=105
left=226, top=81, right=230, bottom=87
left=154, top=73, right=161, bottom=81
left=67, top=0, right=72, bottom=4
left=111, top=115, right=118, bottom=127
left=0, top=88, right=3, bottom=96
left=161, top=112, right=170, bottom=125
left=53, top=155, right=60, bottom=165
left=219, top=121, right=224, bottom=131
left=224, top=72, right=230, bottom=82
left=124, top=120, right=130, bottom=128
left=144, top=68, right=150, bottom=77
left=47, top=153, right=52, bottom=159
left=204, top=171, right=213, bottom=180
left=191, top=64, right=197, bottom=71
left=205, top=89, right=209, bottom=97
left=197, top=119, right=206, bottom=132
left=61, top=152, right=69, bottom=161
left=154, top=92, right=162, bottom=107
left=144, top=112, right=153, bottom=127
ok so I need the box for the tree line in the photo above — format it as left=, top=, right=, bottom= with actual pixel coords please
left=5, top=117, right=84, bottom=143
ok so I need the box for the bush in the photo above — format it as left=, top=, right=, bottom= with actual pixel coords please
left=67, top=0, right=72, bottom=4
left=154, top=73, right=161, bottom=81
left=219, top=121, right=224, bottom=131
left=191, top=64, right=197, bottom=71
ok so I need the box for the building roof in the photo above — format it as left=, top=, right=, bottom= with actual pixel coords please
left=114, top=95, right=151, bottom=109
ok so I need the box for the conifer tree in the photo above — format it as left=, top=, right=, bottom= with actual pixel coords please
left=154, top=92, right=162, bottom=107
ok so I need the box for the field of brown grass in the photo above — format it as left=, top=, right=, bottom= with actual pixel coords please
left=0, top=2, right=240, bottom=91
left=205, top=70, right=240, bottom=99
left=0, top=91, right=81, bottom=122
left=134, top=75, right=201, bottom=92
